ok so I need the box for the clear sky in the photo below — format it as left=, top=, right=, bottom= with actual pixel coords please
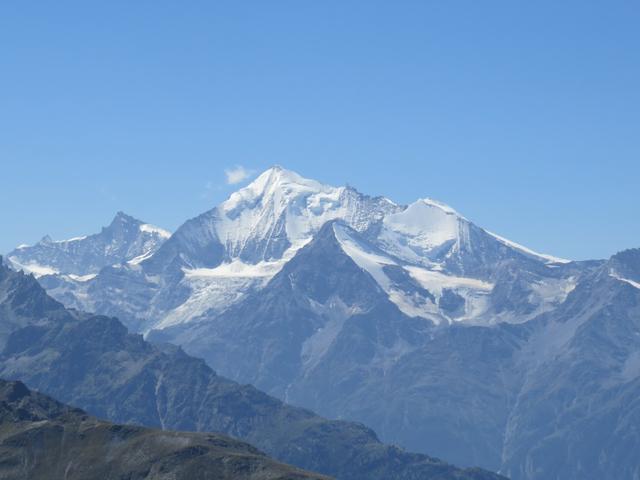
left=1, top=1, right=638, bottom=260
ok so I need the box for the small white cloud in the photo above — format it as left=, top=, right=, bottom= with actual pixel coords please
left=224, top=165, right=254, bottom=185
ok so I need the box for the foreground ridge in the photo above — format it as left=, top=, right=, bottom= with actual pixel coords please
left=0, top=378, right=328, bottom=480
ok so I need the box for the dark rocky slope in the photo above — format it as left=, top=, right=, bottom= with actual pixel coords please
left=0, top=379, right=327, bottom=480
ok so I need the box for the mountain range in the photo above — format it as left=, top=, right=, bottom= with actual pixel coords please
left=6, top=166, right=640, bottom=479
left=0, top=260, right=504, bottom=480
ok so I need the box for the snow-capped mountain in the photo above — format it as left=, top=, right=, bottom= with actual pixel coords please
left=143, top=166, right=399, bottom=274
left=13, top=166, right=573, bottom=333
left=143, top=166, right=571, bottom=331
left=11, top=166, right=640, bottom=480
left=7, top=211, right=170, bottom=278
left=148, top=218, right=591, bottom=469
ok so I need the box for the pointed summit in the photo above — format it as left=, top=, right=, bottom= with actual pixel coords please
left=239, top=166, right=327, bottom=199
left=102, top=211, right=143, bottom=238
left=221, top=166, right=333, bottom=218
left=109, top=211, right=140, bottom=227
left=148, top=166, right=400, bottom=270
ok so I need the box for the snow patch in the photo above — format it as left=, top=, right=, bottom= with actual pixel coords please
left=486, top=231, right=570, bottom=264
left=333, top=223, right=395, bottom=289
left=7, top=256, right=59, bottom=277
left=139, top=223, right=171, bottom=238
left=183, top=259, right=286, bottom=279
left=406, top=266, right=494, bottom=297
left=610, top=272, right=640, bottom=290
left=334, top=223, right=484, bottom=324
left=55, top=235, right=88, bottom=243
left=128, top=250, right=156, bottom=265
left=154, top=275, right=268, bottom=330
left=66, top=273, right=97, bottom=282
left=387, top=290, right=439, bottom=320
left=530, top=276, right=577, bottom=305
left=382, top=199, right=461, bottom=251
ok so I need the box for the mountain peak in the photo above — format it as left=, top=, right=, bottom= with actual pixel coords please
left=223, top=166, right=333, bottom=214
left=109, top=211, right=141, bottom=227
left=8, top=212, right=170, bottom=277
left=250, top=165, right=324, bottom=193
left=418, top=198, right=462, bottom=217
left=265, top=163, right=285, bottom=173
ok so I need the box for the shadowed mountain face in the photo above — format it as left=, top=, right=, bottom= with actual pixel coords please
left=150, top=234, right=640, bottom=479
left=143, top=223, right=556, bottom=467
left=0, top=379, right=328, bottom=480
left=0, top=261, right=505, bottom=480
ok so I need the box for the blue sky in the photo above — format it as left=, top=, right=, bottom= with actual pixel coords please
left=1, top=1, right=638, bottom=260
